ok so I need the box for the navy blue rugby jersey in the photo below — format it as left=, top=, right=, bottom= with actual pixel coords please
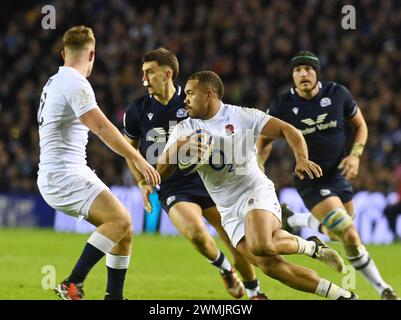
left=123, top=86, right=205, bottom=196
left=267, top=81, right=357, bottom=177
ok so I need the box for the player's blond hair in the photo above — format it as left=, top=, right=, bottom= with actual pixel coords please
left=63, top=26, right=95, bottom=52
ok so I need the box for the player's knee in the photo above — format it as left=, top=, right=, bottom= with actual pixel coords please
left=342, top=225, right=360, bottom=246
left=321, top=207, right=353, bottom=239
left=187, top=228, right=209, bottom=247
left=114, top=210, right=132, bottom=236
left=119, top=230, right=133, bottom=246
left=248, top=241, right=278, bottom=257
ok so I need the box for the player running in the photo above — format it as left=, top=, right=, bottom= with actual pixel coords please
left=123, top=48, right=266, bottom=299
left=257, top=51, right=399, bottom=300
left=159, top=70, right=357, bottom=300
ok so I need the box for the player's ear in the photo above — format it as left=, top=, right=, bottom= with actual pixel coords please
left=89, top=49, right=95, bottom=62
left=61, top=49, right=65, bottom=61
left=164, top=70, right=172, bottom=81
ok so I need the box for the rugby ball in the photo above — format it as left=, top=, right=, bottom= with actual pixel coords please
left=178, top=129, right=214, bottom=174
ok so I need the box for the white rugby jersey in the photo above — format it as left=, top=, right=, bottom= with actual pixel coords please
left=37, top=66, right=98, bottom=170
left=164, top=102, right=274, bottom=209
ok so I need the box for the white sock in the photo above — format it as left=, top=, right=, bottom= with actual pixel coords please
left=209, top=251, right=232, bottom=272
left=347, top=246, right=389, bottom=295
left=106, top=253, right=131, bottom=269
left=243, top=280, right=260, bottom=298
left=288, top=213, right=310, bottom=228
left=88, top=231, right=116, bottom=254
left=296, top=236, right=316, bottom=256
left=315, top=278, right=352, bottom=299
left=307, top=215, right=322, bottom=232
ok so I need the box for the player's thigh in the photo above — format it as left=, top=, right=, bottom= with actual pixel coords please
left=236, top=238, right=284, bottom=269
left=87, top=189, right=131, bottom=227
left=343, top=200, right=354, bottom=217
left=203, top=206, right=234, bottom=247
left=169, top=201, right=209, bottom=237
left=244, top=209, right=281, bottom=248
left=310, top=196, right=345, bottom=221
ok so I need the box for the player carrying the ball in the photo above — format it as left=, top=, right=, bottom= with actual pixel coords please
left=159, top=70, right=357, bottom=299
left=123, top=48, right=267, bottom=299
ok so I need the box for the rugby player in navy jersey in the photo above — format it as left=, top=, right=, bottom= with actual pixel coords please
left=123, top=48, right=266, bottom=299
left=257, top=51, right=399, bottom=300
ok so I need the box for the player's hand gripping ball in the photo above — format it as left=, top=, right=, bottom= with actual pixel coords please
left=178, top=129, right=214, bottom=174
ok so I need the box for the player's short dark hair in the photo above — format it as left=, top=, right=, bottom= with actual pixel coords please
left=143, top=48, right=179, bottom=80
left=187, top=71, right=224, bottom=99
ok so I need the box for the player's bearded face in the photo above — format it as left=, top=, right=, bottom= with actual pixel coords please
left=184, top=80, right=208, bottom=119
left=292, top=65, right=317, bottom=92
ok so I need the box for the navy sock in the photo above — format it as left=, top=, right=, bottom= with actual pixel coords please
left=69, top=243, right=105, bottom=283
left=243, top=279, right=259, bottom=290
left=105, top=267, right=128, bottom=299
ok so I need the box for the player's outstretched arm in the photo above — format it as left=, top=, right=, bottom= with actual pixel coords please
left=260, top=116, right=322, bottom=180
left=79, top=108, right=160, bottom=186
left=124, top=136, right=154, bottom=212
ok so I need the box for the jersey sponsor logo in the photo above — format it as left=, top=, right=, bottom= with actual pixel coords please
left=320, top=97, right=332, bottom=107
left=301, top=113, right=328, bottom=126
left=225, top=124, right=235, bottom=136
left=146, top=125, right=176, bottom=143
left=320, top=189, right=331, bottom=196
left=292, top=107, right=299, bottom=115
left=300, top=113, right=338, bottom=135
left=147, top=113, right=154, bottom=121
left=176, top=108, right=188, bottom=118
left=166, top=195, right=176, bottom=206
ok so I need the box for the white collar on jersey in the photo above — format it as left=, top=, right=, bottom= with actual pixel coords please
left=149, top=85, right=182, bottom=99
left=290, top=81, right=322, bottom=95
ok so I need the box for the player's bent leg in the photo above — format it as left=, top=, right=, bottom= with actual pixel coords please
left=104, top=231, right=132, bottom=300
left=312, top=198, right=399, bottom=299
left=169, top=202, right=245, bottom=299
left=245, top=209, right=344, bottom=272
left=236, top=239, right=356, bottom=300
left=56, top=190, right=132, bottom=300
left=87, top=189, right=132, bottom=243
left=89, top=191, right=134, bottom=300
left=203, top=207, right=266, bottom=299
left=169, top=202, right=219, bottom=260
left=245, top=209, right=297, bottom=256
left=203, top=206, right=255, bottom=280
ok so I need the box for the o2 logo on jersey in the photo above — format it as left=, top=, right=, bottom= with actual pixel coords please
left=209, top=149, right=234, bottom=173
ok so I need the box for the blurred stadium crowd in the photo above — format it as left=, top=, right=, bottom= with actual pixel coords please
left=1, top=0, right=400, bottom=195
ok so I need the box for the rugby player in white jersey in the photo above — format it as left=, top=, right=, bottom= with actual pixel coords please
left=37, top=26, right=160, bottom=300
left=158, top=71, right=357, bottom=299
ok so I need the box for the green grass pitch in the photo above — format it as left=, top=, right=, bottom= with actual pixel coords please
left=0, top=229, right=400, bottom=300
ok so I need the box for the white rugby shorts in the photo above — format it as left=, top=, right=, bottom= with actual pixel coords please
left=219, top=180, right=282, bottom=247
left=37, top=166, right=108, bottom=219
